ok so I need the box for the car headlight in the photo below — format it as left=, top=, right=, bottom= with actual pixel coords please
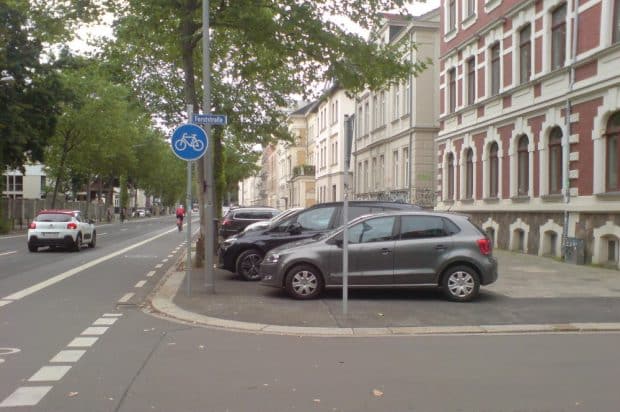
left=220, top=237, right=236, bottom=251
left=264, top=252, right=280, bottom=264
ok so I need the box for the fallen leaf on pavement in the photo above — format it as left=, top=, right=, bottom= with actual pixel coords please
left=373, top=389, right=384, bottom=397
left=377, top=313, right=384, bottom=317
left=68, top=392, right=79, bottom=398
left=313, top=399, right=321, bottom=404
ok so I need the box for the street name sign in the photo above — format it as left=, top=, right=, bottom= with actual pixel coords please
left=191, top=114, right=228, bottom=126
left=170, top=124, right=208, bottom=161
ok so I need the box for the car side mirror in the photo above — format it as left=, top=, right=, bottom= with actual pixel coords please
left=287, top=222, right=302, bottom=235
left=334, top=238, right=343, bottom=248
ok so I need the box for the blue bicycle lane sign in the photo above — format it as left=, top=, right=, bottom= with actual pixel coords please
left=170, top=124, right=208, bottom=161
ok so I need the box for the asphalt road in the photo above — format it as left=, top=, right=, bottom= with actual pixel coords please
left=1, top=219, right=620, bottom=411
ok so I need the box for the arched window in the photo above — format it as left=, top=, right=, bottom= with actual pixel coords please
left=447, top=153, right=455, bottom=200
left=606, top=112, right=620, bottom=192
left=517, top=135, right=529, bottom=196
left=549, top=127, right=563, bottom=194
left=489, top=142, right=499, bottom=198
left=465, top=148, right=474, bottom=199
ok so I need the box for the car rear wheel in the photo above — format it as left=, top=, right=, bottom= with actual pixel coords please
left=73, top=234, right=82, bottom=252
left=236, top=249, right=263, bottom=281
left=441, top=265, right=480, bottom=302
left=28, top=243, right=38, bottom=252
left=88, top=231, right=96, bottom=248
left=285, top=264, right=324, bottom=300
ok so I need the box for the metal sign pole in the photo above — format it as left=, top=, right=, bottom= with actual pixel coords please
left=186, top=105, right=193, bottom=296
left=342, top=114, right=354, bottom=315
left=203, top=0, right=215, bottom=293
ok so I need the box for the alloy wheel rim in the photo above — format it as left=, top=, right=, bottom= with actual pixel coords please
left=292, top=271, right=317, bottom=296
left=241, top=254, right=261, bottom=278
left=447, top=271, right=474, bottom=297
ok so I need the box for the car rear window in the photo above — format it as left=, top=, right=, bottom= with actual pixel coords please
left=36, top=213, right=72, bottom=222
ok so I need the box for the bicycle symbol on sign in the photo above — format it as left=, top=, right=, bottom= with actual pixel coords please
left=174, top=133, right=205, bottom=152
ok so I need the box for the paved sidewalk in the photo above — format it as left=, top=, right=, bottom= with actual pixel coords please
left=148, top=249, right=620, bottom=336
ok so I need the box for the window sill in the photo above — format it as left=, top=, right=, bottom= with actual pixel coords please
left=541, top=194, right=563, bottom=202
left=461, top=13, right=477, bottom=29
left=511, top=195, right=530, bottom=203
left=483, top=197, right=500, bottom=203
left=595, top=191, right=620, bottom=200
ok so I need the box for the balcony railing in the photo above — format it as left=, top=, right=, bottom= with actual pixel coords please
left=292, top=165, right=315, bottom=177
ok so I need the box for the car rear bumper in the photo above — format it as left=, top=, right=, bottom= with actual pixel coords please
left=28, top=235, right=75, bottom=248
left=480, top=256, right=498, bottom=285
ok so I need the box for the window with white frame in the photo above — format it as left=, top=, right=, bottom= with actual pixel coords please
left=364, top=160, right=369, bottom=192
left=519, top=24, right=532, bottom=84
left=372, top=157, right=377, bottom=190
left=393, top=150, right=399, bottom=188
left=465, top=0, right=476, bottom=18
left=517, top=135, right=530, bottom=196
left=605, top=112, right=620, bottom=192
left=465, top=148, right=474, bottom=199
left=380, top=91, right=386, bottom=125
left=404, top=79, right=410, bottom=114
left=6, top=175, right=23, bottom=192
left=393, top=85, right=400, bottom=119
left=614, top=0, right=620, bottom=43
left=467, top=57, right=476, bottom=105
left=446, top=153, right=455, bottom=200
left=551, top=3, right=566, bottom=71
left=357, top=161, right=363, bottom=192
left=364, top=102, right=369, bottom=135
left=373, top=95, right=379, bottom=129
left=448, top=0, right=456, bottom=32
left=548, top=127, right=563, bottom=195
left=489, top=142, right=499, bottom=197
left=403, top=148, right=409, bottom=188
left=490, top=42, right=501, bottom=96
left=448, top=68, right=456, bottom=113
left=379, top=155, right=385, bottom=187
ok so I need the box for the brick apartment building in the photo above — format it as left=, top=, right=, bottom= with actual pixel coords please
left=436, top=0, right=620, bottom=267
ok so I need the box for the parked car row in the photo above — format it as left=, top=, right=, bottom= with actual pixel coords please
left=216, top=201, right=497, bottom=302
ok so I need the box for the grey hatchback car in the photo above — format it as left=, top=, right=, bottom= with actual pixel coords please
left=259, top=211, right=498, bottom=302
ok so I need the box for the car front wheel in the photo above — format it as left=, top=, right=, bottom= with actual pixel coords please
left=73, top=234, right=82, bottom=252
left=441, top=265, right=480, bottom=302
left=88, top=231, right=96, bottom=248
left=285, top=264, right=324, bottom=300
left=236, top=249, right=263, bottom=281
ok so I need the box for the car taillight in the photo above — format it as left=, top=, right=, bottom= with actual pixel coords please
left=222, top=218, right=232, bottom=226
left=67, top=222, right=78, bottom=230
left=29, top=222, right=36, bottom=229
left=477, top=238, right=491, bottom=255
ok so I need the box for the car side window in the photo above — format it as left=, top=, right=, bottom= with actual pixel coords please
left=399, top=216, right=449, bottom=239
left=348, top=217, right=396, bottom=244
left=296, top=206, right=336, bottom=231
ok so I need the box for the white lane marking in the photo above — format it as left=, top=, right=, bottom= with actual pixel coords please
left=50, top=350, right=85, bottom=363
left=99, top=233, right=107, bottom=236
left=0, top=386, right=53, bottom=407
left=134, top=280, right=147, bottom=288
left=171, top=250, right=177, bottom=254
left=1, top=227, right=177, bottom=303
left=118, top=293, right=134, bottom=303
left=167, top=254, right=173, bottom=258
left=81, top=327, right=109, bottom=336
left=146, top=271, right=156, bottom=278
left=93, top=317, right=117, bottom=325
left=155, top=264, right=163, bottom=268
left=162, top=258, right=169, bottom=262
left=0, top=251, right=17, bottom=257
left=67, top=337, right=98, bottom=348
left=120, top=228, right=128, bottom=231
left=28, top=366, right=72, bottom=382
left=0, top=301, right=11, bottom=308
left=102, top=313, right=123, bottom=317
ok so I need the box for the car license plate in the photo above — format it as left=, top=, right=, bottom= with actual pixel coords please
left=42, top=232, right=59, bottom=237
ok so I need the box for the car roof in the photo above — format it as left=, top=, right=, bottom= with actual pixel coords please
left=309, top=201, right=421, bottom=209
left=37, top=209, right=79, bottom=215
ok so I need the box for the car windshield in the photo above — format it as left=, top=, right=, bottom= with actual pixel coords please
left=35, top=213, right=72, bottom=222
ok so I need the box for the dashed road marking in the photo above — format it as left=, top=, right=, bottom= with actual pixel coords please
left=28, top=366, right=72, bottom=382
left=118, top=293, right=134, bottom=303
left=93, top=317, right=117, bottom=325
left=162, top=258, right=169, bottom=262
left=167, top=254, right=173, bottom=258
left=102, top=313, right=122, bottom=317
left=0, top=301, right=11, bottom=308
left=155, top=264, right=163, bottom=268
left=146, top=271, right=156, bottom=278
left=50, top=350, right=86, bottom=363
left=81, top=327, right=109, bottom=336
left=0, top=386, right=53, bottom=407
left=135, top=280, right=147, bottom=288
left=67, top=337, right=98, bottom=348
left=0, top=251, right=17, bottom=257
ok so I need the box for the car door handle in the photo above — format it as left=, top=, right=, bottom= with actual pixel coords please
left=435, top=245, right=447, bottom=251
left=381, top=248, right=392, bottom=255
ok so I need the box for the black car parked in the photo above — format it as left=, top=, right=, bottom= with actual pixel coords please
left=219, top=206, right=280, bottom=239
left=217, top=201, right=421, bottom=280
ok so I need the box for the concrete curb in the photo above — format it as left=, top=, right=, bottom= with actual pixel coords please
left=148, top=269, right=620, bottom=337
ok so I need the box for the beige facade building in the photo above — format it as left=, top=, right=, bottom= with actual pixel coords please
left=353, top=10, right=441, bottom=208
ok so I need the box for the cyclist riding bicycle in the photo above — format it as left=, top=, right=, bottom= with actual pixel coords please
left=175, top=204, right=185, bottom=231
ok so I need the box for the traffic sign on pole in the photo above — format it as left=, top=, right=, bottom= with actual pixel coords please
left=192, top=114, right=227, bottom=126
left=170, top=124, right=208, bottom=161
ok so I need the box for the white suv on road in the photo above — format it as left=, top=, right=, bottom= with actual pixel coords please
left=27, top=210, right=96, bottom=252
